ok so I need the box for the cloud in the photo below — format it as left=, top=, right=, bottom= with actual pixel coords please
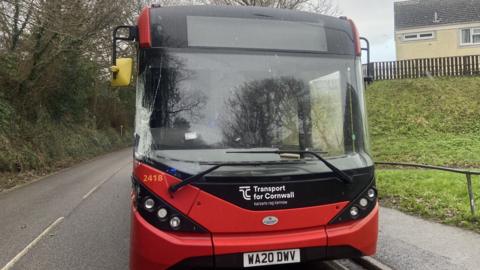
left=333, top=0, right=396, bottom=61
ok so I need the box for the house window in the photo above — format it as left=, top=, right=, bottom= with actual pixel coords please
left=461, top=28, right=480, bottom=45
left=402, top=32, right=434, bottom=41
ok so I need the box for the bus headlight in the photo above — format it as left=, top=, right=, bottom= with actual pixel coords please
left=359, top=198, right=368, bottom=208
left=157, top=208, right=168, bottom=220
left=350, top=206, right=359, bottom=217
left=169, top=216, right=181, bottom=229
left=132, top=177, right=206, bottom=233
left=367, top=188, right=376, bottom=199
left=329, top=183, right=377, bottom=224
left=144, top=198, right=155, bottom=210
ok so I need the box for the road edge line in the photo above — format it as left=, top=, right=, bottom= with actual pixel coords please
left=353, top=256, right=393, bottom=270
left=82, top=185, right=100, bottom=200
left=81, top=161, right=130, bottom=201
left=1, top=217, right=65, bottom=270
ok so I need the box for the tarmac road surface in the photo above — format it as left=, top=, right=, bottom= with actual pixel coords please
left=0, top=149, right=132, bottom=270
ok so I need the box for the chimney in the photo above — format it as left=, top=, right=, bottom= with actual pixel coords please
left=433, top=12, right=441, bottom=23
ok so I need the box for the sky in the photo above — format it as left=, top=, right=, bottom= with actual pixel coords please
left=333, top=0, right=397, bottom=61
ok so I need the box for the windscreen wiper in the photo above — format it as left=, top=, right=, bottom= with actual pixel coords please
left=168, top=160, right=306, bottom=194
left=226, top=150, right=353, bottom=184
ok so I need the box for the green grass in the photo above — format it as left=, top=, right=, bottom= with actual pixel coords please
left=0, top=119, right=131, bottom=191
left=367, top=77, right=480, bottom=232
left=377, top=169, right=480, bottom=232
left=367, top=77, right=480, bottom=167
left=372, top=133, right=480, bottom=167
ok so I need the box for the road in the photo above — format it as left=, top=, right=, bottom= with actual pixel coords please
left=0, top=148, right=476, bottom=270
left=375, top=207, right=480, bottom=270
left=0, top=149, right=132, bottom=270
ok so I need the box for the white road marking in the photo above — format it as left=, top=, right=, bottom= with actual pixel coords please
left=1, top=217, right=64, bottom=270
left=82, top=185, right=100, bottom=200
left=81, top=161, right=130, bottom=200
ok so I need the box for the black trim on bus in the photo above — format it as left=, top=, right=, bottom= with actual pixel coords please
left=149, top=6, right=356, bottom=56
left=168, top=256, right=214, bottom=270
left=168, top=245, right=363, bottom=269
left=196, top=171, right=374, bottom=211
left=141, top=158, right=375, bottom=211
left=133, top=176, right=208, bottom=233
left=328, top=179, right=377, bottom=225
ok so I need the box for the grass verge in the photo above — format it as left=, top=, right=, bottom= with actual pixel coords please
left=367, top=77, right=480, bottom=167
left=0, top=124, right=131, bottom=192
left=368, top=77, right=480, bottom=231
left=377, top=169, right=480, bottom=233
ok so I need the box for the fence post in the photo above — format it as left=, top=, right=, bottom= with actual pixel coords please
left=415, top=59, right=420, bottom=78
left=463, top=56, right=469, bottom=75
left=466, top=173, right=476, bottom=215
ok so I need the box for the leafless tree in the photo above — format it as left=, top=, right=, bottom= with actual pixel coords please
left=222, top=77, right=312, bottom=149
left=135, top=0, right=338, bottom=14
left=205, top=0, right=338, bottom=14
left=0, top=0, right=35, bottom=51
left=0, top=0, right=133, bottom=119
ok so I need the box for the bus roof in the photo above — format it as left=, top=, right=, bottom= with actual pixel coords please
left=138, top=5, right=356, bottom=56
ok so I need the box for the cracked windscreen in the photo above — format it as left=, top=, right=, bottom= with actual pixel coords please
left=134, top=49, right=370, bottom=171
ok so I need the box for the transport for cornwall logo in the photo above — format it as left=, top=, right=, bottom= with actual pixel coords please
left=238, top=186, right=252, bottom=200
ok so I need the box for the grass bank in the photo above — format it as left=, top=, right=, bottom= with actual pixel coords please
left=367, top=77, right=480, bottom=167
left=377, top=169, right=480, bottom=232
left=367, top=77, right=480, bottom=231
left=0, top=117, right=131, bottom=191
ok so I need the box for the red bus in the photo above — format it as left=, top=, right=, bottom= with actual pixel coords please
left=111, top=5, right=377, bottom=270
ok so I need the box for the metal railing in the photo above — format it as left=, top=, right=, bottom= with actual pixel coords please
left=376, top=162, right=480, bottom=215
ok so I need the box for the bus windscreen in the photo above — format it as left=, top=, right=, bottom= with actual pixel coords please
left=186, top=16, right=328, bottom=52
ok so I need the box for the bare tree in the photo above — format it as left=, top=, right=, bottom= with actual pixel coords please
left=306, top=0, right=339, bottom=15
left=0, top=0, right=134, bottom=119
left=206, top=0, right=338, bottom=14
left=134, top=0, right=338, bottom=14
left=222, top=77, right=313, bottom=149
left=0, top=0, right=35, bottom=51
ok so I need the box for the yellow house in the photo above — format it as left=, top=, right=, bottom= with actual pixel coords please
left=395, top=0, right=480, bottom=60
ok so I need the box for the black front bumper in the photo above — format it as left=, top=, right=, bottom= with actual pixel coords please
left=169, top=245, right=363, bottom=270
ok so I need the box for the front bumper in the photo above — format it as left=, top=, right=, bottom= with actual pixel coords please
left=130, top=204, right=379, bottom=270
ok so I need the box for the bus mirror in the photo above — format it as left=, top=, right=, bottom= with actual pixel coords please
left=111, top=58, right=133, bottom=87
left=360, top=37, right=374, bottom=85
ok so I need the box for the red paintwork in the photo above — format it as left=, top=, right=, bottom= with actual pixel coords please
left=130, top=162, right=378, bottom=269
left=190, top=190, right=348, bottom=233
left=134, top=163, right=200, bottom=215
left=348, top=19, right=361, bottom=56
left=130, top=203, right=378, bottom=269
left=135, top=163, right=348, bottom=233
left=130, top=208, right=213, bottom=270
left=137, top=7, right=151, bottom=48
left=326, top=203, right=379, bottom=255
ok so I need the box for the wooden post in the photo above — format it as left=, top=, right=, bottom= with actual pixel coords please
left=415, top=59, right=419, bottom=78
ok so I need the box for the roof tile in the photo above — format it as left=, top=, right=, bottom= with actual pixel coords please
left=395, top=0, right=480, bottom=30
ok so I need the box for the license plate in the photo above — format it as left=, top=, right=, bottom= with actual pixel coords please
left=243, top=249, right=300, bottom=267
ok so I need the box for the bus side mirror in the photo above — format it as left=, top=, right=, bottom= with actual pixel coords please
left=360, top=37, right=374, bottom=85
left=111, top=58, right=133, bottom=87
left=111, top=25, right=137, bottom=87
